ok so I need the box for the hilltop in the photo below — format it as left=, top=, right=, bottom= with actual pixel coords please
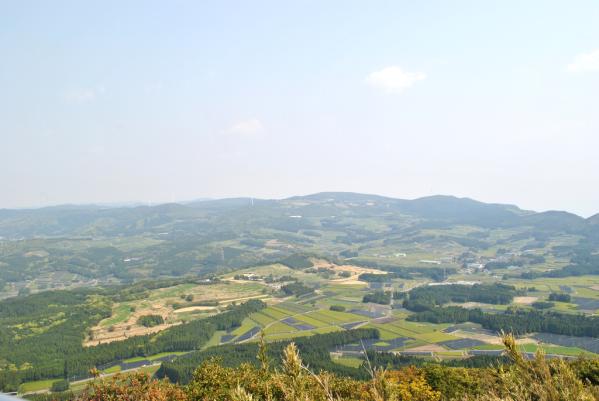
left=1, top=192, right=598, bottom=297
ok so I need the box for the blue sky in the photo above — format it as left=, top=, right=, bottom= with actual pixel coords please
left=1, top=1, right=598, bottom=216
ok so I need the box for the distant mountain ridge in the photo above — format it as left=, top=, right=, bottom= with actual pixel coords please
left=0, top=192, right=595, bottom=239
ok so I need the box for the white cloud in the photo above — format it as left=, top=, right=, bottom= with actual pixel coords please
left=228, top=118, right=265, bottom=137
left=365, top=66, right=426, bottom=93
left=64, top=86, right=105, bottom=103
left=567, top=49, right=599, bottom=73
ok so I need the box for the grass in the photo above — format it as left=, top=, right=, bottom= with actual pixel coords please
left=551, top=302, right=579, bottom=313
left=518, top=344, right=595, bottom=357
left=264, top=326, right=341, bottom=341
left=147, top=351, right=187, bottom=361
left=293, top=314, right=330, bottom=328
left=123, top=356, right=147, bottom=363
left=150, top=283, right=196, bottom=300
left=19, top=379, right=60, bottom=393
left=332, top=356, right=364, bottom=368
left=263, top=321, right=298, bottom=335
left=415, top=332, right=459, bottom=343
left=265, top=330, right=318, bottom=341
left=275, top=302, right=312, bottom=314
left=473, top=344, right=504, bottom=350
left=204, top=330, right=226, bottom=348
left=364, top=319, right=456, bottom=344
left=232, top=318, right=258, bottom=336
left=102, top=365, right=122, bottom=374
left=101, top=303, right=134, bottom=327
left=250, top=312, right=278, bottom=326
left=395, top=339, right=426, bottom=350
left=314, top=326, right=342, bottom=334
left=138, top=364, right=161, bottom=375
left=364, top=325, right=400, bottom=340
left=260, top=307, right=292, bottom=320
left=311, top=309, right=365, bottom=323
left=122, top=351, right=188, bottom=364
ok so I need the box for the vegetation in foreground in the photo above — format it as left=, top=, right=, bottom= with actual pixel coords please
left=29, top=334, right=599, bottom=401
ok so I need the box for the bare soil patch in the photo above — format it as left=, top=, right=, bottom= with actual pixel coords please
left=84, top=304, right=174, bottom=346
left=85, top=284, right=270, bottom=346
left=173, top=306, right=217, bottom=314
left=312, top=259, right=386, bottom=285
left=514, top=296, right=538, bottom=305
left=458, top=302, right=489, bottom=309
left=24, top=250, right=49, bottom=258
left=265, top=239, right=294, bottom=249
left=84, top=321, right=182, bottom=346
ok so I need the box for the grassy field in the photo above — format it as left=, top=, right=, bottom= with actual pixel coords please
left=231, top=318, right=258, bottom=336
left=100, top=303, right=134, bottom=327
left=102, top=365, right=122, bottom=374
left=19, top=379, right=61, bottom=393
left=332, top=356, right=364, bottom=368
left=519, top=344, right=596, bottom=357
left=204, top=330, right=226, bottom=348
left=121, top=351, right=189, bottom=363
left=263, top=321, right=298, bottom=335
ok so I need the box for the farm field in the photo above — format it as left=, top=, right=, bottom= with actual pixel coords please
left=176, top=258, right=599, bottom=360
left=85, top=281, right=270, bottom=345
left=4, top=192, right=599, bottom=396
left=72, top=255, right=599, bottom=362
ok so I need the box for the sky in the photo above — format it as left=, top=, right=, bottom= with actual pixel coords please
left=1, top=1, right=598, bottom=216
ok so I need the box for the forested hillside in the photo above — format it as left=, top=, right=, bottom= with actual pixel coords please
left=2, top=193, right=598, bottom=298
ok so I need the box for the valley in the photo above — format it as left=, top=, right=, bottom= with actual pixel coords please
left=1, top=193, right=599, bottom=397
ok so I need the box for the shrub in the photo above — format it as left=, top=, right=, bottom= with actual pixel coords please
left=137, top=314, right=165, bottom=327
left=363, top=291, right=391, bottom=305
left=532, top=301, right=555, bottom=309
left=280, top=282, right=314, bottom=297
left=50, top=379, right=69, bottom=392
left=77, top=372, right=186, bottom=401
left=469, top=334, right=596, bottom=401
left=549, top=293, right=571, bottom=302
left=279, top=254, right=314, bottom=269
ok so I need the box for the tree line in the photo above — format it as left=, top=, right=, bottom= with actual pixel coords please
left=157, top=328, right=380, bottom=384
left=0, top=293, right=265, bottom=392
left=407, top=306, right=599, bottom=337
left=400, top=283, right=516, bottom=311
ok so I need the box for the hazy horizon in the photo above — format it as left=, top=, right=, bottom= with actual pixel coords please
left=2, top=1, right=598, bottom=216
left=2, top=191, right=597, bottom=219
